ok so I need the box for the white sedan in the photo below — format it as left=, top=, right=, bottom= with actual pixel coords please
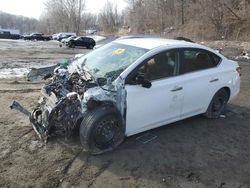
left=76, top=38, right=241, bottom=154
left=11, top=37, right=241, bottom=154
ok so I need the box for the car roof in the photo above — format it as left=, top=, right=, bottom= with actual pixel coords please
left=113, top=38, right=203, bottom=50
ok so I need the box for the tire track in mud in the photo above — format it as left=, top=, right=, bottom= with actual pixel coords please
left=13, top=128, right=33, bottom=142
left=0, top=88, right=41, bottom=93
left=87, top=160, right=112, bottom=188
left=62, top=150, right=83, bottom=175
left=57, top=147, right=113, bottom=188
left=58, top=154, right=89, bottom=187
left=53, top=141, right=88, bottom=187
left=0, top=128, right=35, bottom=161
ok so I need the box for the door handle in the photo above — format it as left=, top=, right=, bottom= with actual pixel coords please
left=210, top=78, right=219, bottom=83
left=171, top=86, right=183, bottom=92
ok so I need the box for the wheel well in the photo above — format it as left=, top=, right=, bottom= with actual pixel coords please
left=86, top=98, right=117, bottom=111
left=221, top=87, right=231, bottom=100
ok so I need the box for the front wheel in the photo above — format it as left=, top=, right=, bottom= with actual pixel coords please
left=204, top=89, right=229, bottom=119
left=80, top=106, right=125, bottom=155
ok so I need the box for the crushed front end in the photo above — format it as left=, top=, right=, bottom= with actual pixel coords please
left=11, top=63, right=105, bottom=141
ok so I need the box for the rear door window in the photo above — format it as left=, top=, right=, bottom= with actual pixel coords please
left=182, top=49, right=221, bottom=73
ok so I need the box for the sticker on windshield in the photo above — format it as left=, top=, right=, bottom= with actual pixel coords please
left=113, top=48, right=125, bottom=55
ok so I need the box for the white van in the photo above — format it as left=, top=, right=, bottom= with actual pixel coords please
left=0, top=29, right=20, bottom=35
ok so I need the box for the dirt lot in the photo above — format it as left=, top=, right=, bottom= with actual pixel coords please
left=0, top=39, right=250, bottom=188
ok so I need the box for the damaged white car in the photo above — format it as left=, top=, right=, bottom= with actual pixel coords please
left=11, top=38, right=241, bottom=154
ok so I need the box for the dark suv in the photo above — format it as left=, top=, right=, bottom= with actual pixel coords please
left=24, top=33, right=51, bottom=41
left=66, top=37, right=96, bottom=49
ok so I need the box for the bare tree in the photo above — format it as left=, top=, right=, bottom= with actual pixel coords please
left=98, top=1, right=121, bottom=33
left=0, top=11, right=39, bottom=34
left=41, top=0, right=86, bottom=34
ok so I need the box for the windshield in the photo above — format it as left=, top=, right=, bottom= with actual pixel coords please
left=74, top=42, right=148, bottom=81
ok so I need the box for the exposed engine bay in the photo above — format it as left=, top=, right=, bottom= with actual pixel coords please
left=10, top=59, right=123, bottom=142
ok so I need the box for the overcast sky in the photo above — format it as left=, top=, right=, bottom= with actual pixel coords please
left=0, top=0, right=128, bottom=19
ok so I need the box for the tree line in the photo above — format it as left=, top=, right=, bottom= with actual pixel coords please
left=0, top=0, right=249, bottom=40
left=0, top=11, right=38, bottom=34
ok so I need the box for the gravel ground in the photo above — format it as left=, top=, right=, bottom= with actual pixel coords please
left=0, top=39, right=250, bottom=188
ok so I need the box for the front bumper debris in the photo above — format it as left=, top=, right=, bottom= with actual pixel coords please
left=10, top=101, right=45, bottom=140
left=10, top=92, right=82, bottom=142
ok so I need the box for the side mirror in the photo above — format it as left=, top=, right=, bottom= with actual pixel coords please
left=136, top=75, right=152, bottom=88
left=142, top=79, right=152, bottom=88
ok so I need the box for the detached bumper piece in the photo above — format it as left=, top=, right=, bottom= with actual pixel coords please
left=10, top=101, right=46, bottom=140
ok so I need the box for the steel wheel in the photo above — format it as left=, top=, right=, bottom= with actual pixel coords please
left=205, top=89, right=229, bottom=119
left=80, top=106, right=124, bottom=155
left=93, top=116, right=122, bottom=149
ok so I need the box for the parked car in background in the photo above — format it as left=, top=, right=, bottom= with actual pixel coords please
left=61, top=35, right=77, bottom=44
left=24, top=33, right=51, bottom=41
left=54, top=32, right=76, bottom=41
left=0, top=31, right=12, bottom=39
left=66, top=36, right=96, bottom=49
left=85, top=29, right=97, bottom=34
left=52, top=33, right=58, bottom=40
left=0, top=29, right=21, bottom=40
left=11, top=37, right=241, bottom=154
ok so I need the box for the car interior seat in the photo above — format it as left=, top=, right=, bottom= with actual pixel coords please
left=145, top=54, right=173, bottom=80
left=195, top=52, right=212, bottom=70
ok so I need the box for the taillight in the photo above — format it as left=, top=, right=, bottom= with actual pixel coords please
left=236, top=66, right=242, bottom=77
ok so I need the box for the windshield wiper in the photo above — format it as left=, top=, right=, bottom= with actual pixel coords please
left=76, top=58, right=92, bottom=81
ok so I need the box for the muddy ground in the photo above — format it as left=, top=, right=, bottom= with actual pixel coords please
left=0, top=39, right=250, bottom=188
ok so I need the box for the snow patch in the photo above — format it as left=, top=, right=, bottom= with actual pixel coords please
left=0, top=68, right=30, bottom=79
left=236, top=53, right=250, bottom=60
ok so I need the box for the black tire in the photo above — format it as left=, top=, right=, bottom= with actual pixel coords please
left=87, top=44, right=94, bottom=49
left=205, top=89, right=229, bottom=119
left=68, top=42, right=75, bottom=48
left=80, top=106, right=125, bottom=155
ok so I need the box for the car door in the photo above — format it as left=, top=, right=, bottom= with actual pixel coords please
left=125, top=49, right=184, bottom=136
left=35, top=34, right=42, bottom=40
left=179, top=48, right=222, bottom=118
left=75, top=38, right=81, bottom=46
left=81, top=37, right=89, bottom=47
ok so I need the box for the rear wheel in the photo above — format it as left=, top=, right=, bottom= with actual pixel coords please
left=87, top=44, right=94, bottom=49
left=80, top=106, right=125, bottom=155
left=68, top=42, right=75, bottom=48
left=205, top=89, right=229, bottom=119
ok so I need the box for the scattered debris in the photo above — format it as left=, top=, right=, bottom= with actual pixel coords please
left=216, top=182, right=226, bottom=188
left=27, top=64, right=57, bottom=81
left=220, top=114, right=226, bottom=118
left=236, top=52, right=250, bottom=60
left=10, top=55, right=119, bottom=142
left=186, top=172, right=200, bottom=182
left=136, top=132, right=157, bottom=144
left=119, top=176, right=131, bottom=181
